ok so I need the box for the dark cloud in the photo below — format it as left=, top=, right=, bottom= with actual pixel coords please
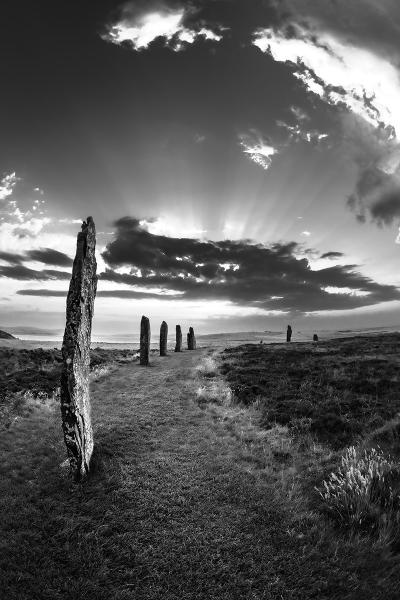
left=17, top=290, right=66, bottom=297
left=320, top=251, right=344, bottom=260
left=0, top=265, right=71, bottom=281
left=100, top=217, right=400, bottom=312
left=17, top=288, right=179, bottom=299
left=26, top=248, right=73, bottom=267
left=347, top=166, right=400, bottom=226
left=0, top=251, right=24, bottom=264
left=0, top=248, right=72, bottom=269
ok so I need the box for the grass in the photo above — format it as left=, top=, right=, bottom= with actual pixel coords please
left=0, top=346, right=135, bottom=428
left=220, top=334, right=400, bottom=449
left=317, top=446, right=400, bottom=547
left=217, top=333, right=400, bottom=586
left=1, top=340, right=400, bottom=598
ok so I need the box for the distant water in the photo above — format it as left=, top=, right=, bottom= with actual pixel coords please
left=2, top=325, right=398, bottom=350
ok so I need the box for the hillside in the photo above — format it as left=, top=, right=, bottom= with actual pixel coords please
left=0, top=329, right=16, bottom=340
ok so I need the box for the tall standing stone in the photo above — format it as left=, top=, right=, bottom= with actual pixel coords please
left=140, top=316, right=151, bottom=365
left=60, top=217, right=97, bottom=481
left=286, top=325, right=292, bottom=343
left=187, top=327, right=196, bottom=350
left=175, top=325, right=182, bottom=352
left=160, top=321, right=168, bottom=356
left=191, top=327, right=196, bottom=350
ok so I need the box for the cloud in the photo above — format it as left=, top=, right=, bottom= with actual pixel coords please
left=102, top=1, right=225, bottom=52
left=0, top=251, right=24, bottom=264
left=320, top=251, right=344, bottom=260
left=17, top=289, right=182, bottom=300
left=0, top=172, right=19, bottom=202
left=276, top=117, right=328, bottom=145
left=99, top=216, right=400, bottom=313
left=0, top=248, right=72, bottom=268
left=271, top=0, right=400, bottom=67
left=0, top=173, right=51, bottom=251
left=253, top=3, right=400, bottom=227
left=239, top=130, right=277, bottom=170
left=16, top=289, right=66, bottom=297
left=0, top=265, right=71, bottom=281
left=347, top=165, right=400, bottom=226
left=26, top=248, right=73, bottom=267
left=253, top=24, right=400, bottom=135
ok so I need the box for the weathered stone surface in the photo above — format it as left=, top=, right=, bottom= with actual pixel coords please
left=60, top=217, right=97, bottom=481
left=187, top=327, right=196, bottom=350
left=175, top=325, right=182, bottom=352
left=140, top=316, right=151, bottom=365
left=286, top=325, right=292, bottom=343
left=160, top=321, right=168, bottom=356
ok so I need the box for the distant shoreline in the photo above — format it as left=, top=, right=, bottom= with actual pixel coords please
left=0, top=326, right=398, bottom=351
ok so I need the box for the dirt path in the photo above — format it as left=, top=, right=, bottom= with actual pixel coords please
left=85, top=349, right=355, bottom=599
left=0, top=348, right=390, bottom=600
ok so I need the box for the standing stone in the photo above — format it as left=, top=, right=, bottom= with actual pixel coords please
left=140, top=316, right=151, bottom=366
left=286, top=325, right=292, bottom=343
left=313, top=334, right=319, bottom=342
left=175, top=325, right=182, bottom=352
left=160, top=321, right=168, bottom=356
left=187, top=327, right=196, bottom=350
left=60, top=217, right=97, bottom=481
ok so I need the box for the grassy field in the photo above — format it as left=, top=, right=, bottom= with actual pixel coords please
left=0, top=338, right=399, bottom=598
left=0, top=346, right=135, bottom=428
left=220, top=334, right=400, bottom=447
left=220, top=334, right=400, bottom=567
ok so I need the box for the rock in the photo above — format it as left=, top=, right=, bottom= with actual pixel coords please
left=187, top=327, right=196, bottom=350
left=0, top=329, right=16, bottom=339
left=60, top=217, right=97, bottom=481
left=175, top=325, right=182, bottom=352
left=160, top=321, right=168, bottom=356
left=313, top=334, right=319, bottom=342
left=286, top=325, right=292, bottom=343
left=140, top=316, right=151, bottom=365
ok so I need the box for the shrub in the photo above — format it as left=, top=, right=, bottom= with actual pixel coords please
left=196, top=382, right=232, bottom=406
left=196, top=355, right=218, bottom=378
left=317, top=446, right=400, bottom=543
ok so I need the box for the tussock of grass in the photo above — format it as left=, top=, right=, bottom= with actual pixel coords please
left=195, top=354, right=218, bottom=377
left=195, top=353, right=232, bottom=406
left=318, top=446, right=400, bottom=547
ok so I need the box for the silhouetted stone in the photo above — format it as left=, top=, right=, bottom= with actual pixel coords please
left=286, top=325, right=292, bottom=343
left=60, top=217, right=97, bottom=481
left=175, top=325, right=182, bottom=352
left=188, top=327, right=196, bottom=350
left=313, top=334, right=319, bottom=342
left=160, top=321, right=168, bottom=356
left=140, top=316, right=151, bottom=366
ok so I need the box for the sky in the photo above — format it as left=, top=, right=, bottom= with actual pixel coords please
left=1, top=0, right=400, bottom=338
